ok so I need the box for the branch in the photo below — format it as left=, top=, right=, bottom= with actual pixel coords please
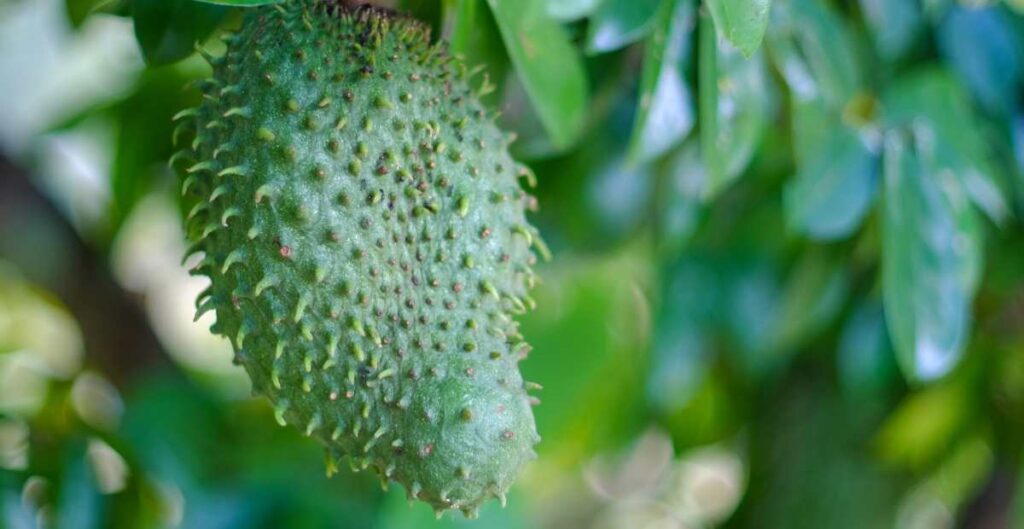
left=0, top=153, right=179, bottom=388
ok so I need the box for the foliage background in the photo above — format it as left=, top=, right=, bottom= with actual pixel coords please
left=1, top=0, right=1024, bottom=527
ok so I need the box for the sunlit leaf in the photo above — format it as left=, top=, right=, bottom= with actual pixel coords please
left=628, top=0, right=696, bottom=163
left=881, top=131, right=981, bottom=382
left=705, top=0, right=771, bottom=58
left=486, top=0, right=589, bottom=150
left=875, top=378, right=972, bottom=468
left=132, top=0, right=229, bottom=65
left=585, top=0, right=666, bottom=54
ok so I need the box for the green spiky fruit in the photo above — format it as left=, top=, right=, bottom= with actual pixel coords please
left=172, top=1, right=544, bottom=517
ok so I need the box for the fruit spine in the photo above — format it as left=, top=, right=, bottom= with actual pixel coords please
left=170, top=0, right=544, bottom=517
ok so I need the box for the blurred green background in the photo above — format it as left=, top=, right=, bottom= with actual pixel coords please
left=1, top=0, right=1024, bottom=527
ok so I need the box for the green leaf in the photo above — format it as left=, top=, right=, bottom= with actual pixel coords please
left=55, top=443, right=103, bottom=529
left=191, top=0, right=280, bottom=5
left=628, top=0, right=695, bottom=163
left=585, top=0, right=665, bottom=54
left=699, top=12, right=771, bottom=198
left=771, top=250, right=849, bottom=353
left=705, top=0, right=771, bottom=58
left=648, top=258, right=716, bottom=412
left=110, top=67, right=203, bottom=233
left=520, top=251, right=650, bottom=462
left=767, top=0, right=860, bottom=110
left=546, top=0, right=600, bottom=21
left=837, top=301, right=897, bottom=399
left=486, top=0, right=589, bottom=150
left=883, top=69, right=1011, bottom=225
left=784, top=98, right=878, bottom=240
left=875, top=377, right=972, bottom=468
left=397, top=0, right=444, bottom=30
left=443, top=0, right=509, bottom=106
left=65, top=0, right=102, bottom=27
left=132, top=0, right=229, bottom=65
left=858, top=0, right=923, bottom=61
left=881, top=131, right=981, bottom=382
left=657, top=141, right=706, bottom=258
left=65, top=0, right=130, bottom=27
left=937, top=5, right=1024, bottom=115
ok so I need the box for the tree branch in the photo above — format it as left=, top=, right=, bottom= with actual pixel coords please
left=0, top=153, right=178, bottom=388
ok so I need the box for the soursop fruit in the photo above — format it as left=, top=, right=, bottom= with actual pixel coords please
left=171, top=0, right=544, bottom=517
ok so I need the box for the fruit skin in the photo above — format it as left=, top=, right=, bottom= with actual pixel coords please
left=171, top=1, right=543, bottom=517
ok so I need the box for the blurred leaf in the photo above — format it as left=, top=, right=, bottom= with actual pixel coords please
left=1015, top=114, right=1024, bottom=211
left=837, top=301, right=897, bottom=399
left=875, top=377, right=971, bottom=468
left=784, top=99, right=879, bottom=240
left=882, top=68, right=1010, bottom=225
left=858, top=0, right=922, bottom=61
left=132, top=0, right=229, bottom=65
left=647, top=320, right=708, bottom=412
left=65, top=0, right=102, bottom=27
left=720, top=250, right=848, bottom=379
left=768, top=0, right=860, bottom=109
left=922, top=434, right=993, bottom=512
left=628, top=0, right=696, bottom=163
left=661, top=366, right=742, bottom=449
left=656, top=141, right=705, bottom=257
left=109, top=67, right=203, bottom=235
left=55, top=443, right=103, bottom=529
left=486, top=0, right=589, bottom=150
left=66, top=0, right=131, bottom=27
left=585, top=0, right=665, bottom=54
left=531, top=98, right=654, bottom=249
left=705, top=0, right=771, bottom=58
left=192, top=0, right=279, bottom=5
left=519, top=251, right=650, bottom=465
left=699, top=13, right=771, bottom=198
left=771, top=251, right=849, bottom=351
left=648, top=258, right=718, bottom=412
left=545, top=0, right=600, bottom=21
left=881, top=132, right=981, bottom=382
left=500, top=73, right=561, bottom=159
left=586, top=153, right=655, bottom=237
left=734, top=377, right=905, bottom=528
left=397, top=0, right=444, bottom=30
left=444, top=0, right=509, bottom=107
left=937, top=5, right=1024, bottom=116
